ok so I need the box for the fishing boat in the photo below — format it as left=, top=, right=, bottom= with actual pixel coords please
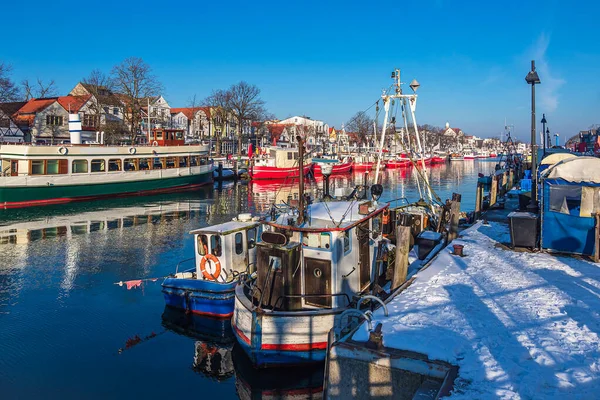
left=249, top=147, right=312, bottom=180
left=161, top=213, right=263, bottom=318
left=463, top=150, right=476, bottom=160
left=384, top=156, right=412, bottom=169
left=233, top=69, right=445, bottom=368
left=0, top=122, right=212, bottom=209
left=352, top=153, right=378, bottom=171
left=430, top=155, right=446, bottom=164
left=450, top=152, right=464, bottom=161
left=312, top=157, right=353, bottom=176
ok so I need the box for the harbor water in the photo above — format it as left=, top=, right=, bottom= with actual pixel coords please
left=0, top=160, right=496, bottom=399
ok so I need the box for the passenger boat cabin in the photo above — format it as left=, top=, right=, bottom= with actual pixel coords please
left=254, top=147, right=300, bottom=168
left=190, top=219, right=263, bottom=281
left=148, top=128, right=185, bottom=146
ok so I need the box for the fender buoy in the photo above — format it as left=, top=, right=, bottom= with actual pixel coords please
left=58, top=146, right=68, bottom=155
left=200, top=254, right=222, bottom=281
left=129, top=147, right=136, bottom=155
left=382, top=209, right=390, bottom=225
left=152, top=141, right=159, bottom=147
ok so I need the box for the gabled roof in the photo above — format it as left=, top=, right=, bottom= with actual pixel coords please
left=329, top=127, right=335, bottom=134
left=170, top=107, right=210, bottom=120
left=57, top=95, right=92, bottom=113
left=0, top=102, right=27, bottom=118
left=16, top=98, right=56, bottom=114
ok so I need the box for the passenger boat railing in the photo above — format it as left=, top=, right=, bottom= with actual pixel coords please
left=175, top=257, right=195, bottom=274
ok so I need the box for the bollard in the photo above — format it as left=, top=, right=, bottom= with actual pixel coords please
left=475, top=182, right=484, bottom=220
left=490, top=175, right=498, bottom=207
left=218, top=162, right=223, bottom=182
left=448, top=193, right=461, bottom=242
left=393, top=214, right=411, bottom=289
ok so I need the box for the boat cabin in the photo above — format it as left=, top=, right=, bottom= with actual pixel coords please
left=254, top=147, right=300, bottom=168
left=253, top=201, right=389, bottom=311
left=190, top=219, right=263, bottom=282
left=148, top=128, right=185, bottom=146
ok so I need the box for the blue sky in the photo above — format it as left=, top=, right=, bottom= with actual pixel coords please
left=3, top=0, right=599, bottom=141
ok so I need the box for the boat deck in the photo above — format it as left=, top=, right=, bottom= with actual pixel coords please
left=340, top=220, right=600, bottom=398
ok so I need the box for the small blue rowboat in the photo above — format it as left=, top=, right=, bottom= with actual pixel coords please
left=161, top=215, right=262, bottom=319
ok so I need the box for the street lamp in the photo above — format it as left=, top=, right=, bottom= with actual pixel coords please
left=525, top=60, right=541, bottom=205
left=546, top=128, right=551, bottom=149
left=541, top=114, right=547, bottom=154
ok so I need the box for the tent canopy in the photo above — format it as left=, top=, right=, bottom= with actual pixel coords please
left=540, top=152, right=576, bottom=166
left=543, top=156, right=600, bottom=183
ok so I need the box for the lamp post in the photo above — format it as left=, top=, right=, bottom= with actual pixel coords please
left=547, top=128, right=551, bottom=149
left=541, top=114, right=547, bottom=154
left=525, top=60, right=541, bottom=204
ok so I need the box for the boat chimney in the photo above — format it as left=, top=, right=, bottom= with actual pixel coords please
left=68, top=114, right=82, bottom=144
left=321, top=163, right=333, bottom=200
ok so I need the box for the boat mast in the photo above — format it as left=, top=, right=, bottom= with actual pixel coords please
left=297, top=135, right=305, bottom=225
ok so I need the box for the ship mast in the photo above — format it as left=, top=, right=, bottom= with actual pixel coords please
left=373, top=69, right=432, bottom=203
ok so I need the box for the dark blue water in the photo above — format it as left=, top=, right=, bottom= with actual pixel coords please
left=0, top=161, right=495, bottom=399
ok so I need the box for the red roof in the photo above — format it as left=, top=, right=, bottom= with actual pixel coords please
left=170, top=106, right=211, bottom=120
left=329, top=127, right=335, bottom=134
left=12, top=98, right=57, bottom=126
left=57, top=95, right=92, bottom=112
left=267, top=123, right=293, bottom=143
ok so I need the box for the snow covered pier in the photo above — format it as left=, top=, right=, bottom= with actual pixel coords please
left=325, top=221, right=600, bottom=399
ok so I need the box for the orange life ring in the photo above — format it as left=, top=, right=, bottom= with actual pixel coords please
left=200, top=254, right=222, bottom=281
left=382, top=209, right=390, bottom=225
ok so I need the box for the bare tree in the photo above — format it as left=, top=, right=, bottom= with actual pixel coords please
left=111, top=57, right=163, bottom=144
left=204, top=89, right=232, bottom=155
left=227, top=82, right=266, bottom=155
left=0, top=63, right=20, bottom=102
left=81, top=69, right=117, bottom=134
left=346, top=111, right=374, bottom=145
left=21, top=78, right=57, bottom=100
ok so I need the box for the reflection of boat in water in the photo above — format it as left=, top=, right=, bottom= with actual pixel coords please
left=233, top=345, right=324, bottom=400
left=0, top=192, right=212, bottom=244
left=161, top=307, right=235, bottom=381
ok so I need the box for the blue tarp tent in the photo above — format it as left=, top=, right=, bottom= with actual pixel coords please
left=541, top=156, right=600, bottom=255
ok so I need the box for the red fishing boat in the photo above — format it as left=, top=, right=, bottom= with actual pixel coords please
left=430, top=156, right=446, bottom=164
left=312, top=157, right=353, bottom=176
left=385, top=158, right=412, bottom=168
left=249, top=148, right=312, bottom=180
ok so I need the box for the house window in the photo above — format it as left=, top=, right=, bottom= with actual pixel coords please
left=91, top=159, right=105, bottom=172
left=108, top=159, right=122, bottom=171
left=113, top=108, right=119, bottom=115
left=235, top=232, right=243, bottom=255
left=46, top=115, right=63, bottom=126
left=83, top=114, right=99, bottom=127
left=72, top=160, right=88, bottom=173
left=103, top=106, right=109, bottom=114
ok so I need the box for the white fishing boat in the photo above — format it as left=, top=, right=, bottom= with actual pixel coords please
left=232, top=69, right=444, bottom=368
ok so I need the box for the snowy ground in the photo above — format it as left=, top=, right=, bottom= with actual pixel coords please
left=353, top=221, right=600, bottom=399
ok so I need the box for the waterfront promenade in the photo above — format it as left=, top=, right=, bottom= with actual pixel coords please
left=334, top=220, right=600, bottom=398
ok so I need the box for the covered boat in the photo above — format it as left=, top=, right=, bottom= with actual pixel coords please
left=312, top=157, right=353, bottom=176
left=162, top=214, right=262, bottom=318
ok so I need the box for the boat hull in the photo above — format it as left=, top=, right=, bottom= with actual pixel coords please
left=0, top=170, right=213, bottom=209
left=352, top=162, right=375, bottom=171
left=385, top=160, right=411, bottom=168
left=162, top=276, right=237, bottom=318
left=249, top=165, right=312, bottom=180
left=312, top=161, right=353, bottom=176
left=232, top=287, right=336, bottom=367
left=430, top=156, right=446, bottom=164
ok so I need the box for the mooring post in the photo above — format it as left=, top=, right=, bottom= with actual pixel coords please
left=490, top=175, right=498, bottom=207
left=509, top=168, right=514, bottom=190
left=218, top=162, right=223, bottom=181
left=448, top=193, right=461, bottom=242
left=393, top=214, right=411, bottom=289
left=475, top=182, right=483, bottom=220
left=594, top=213, right=600, bottom=263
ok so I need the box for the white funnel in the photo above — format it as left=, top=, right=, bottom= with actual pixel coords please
left=68, top=114, right=82, bottom=144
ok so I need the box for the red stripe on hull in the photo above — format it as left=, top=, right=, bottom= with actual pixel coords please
left=385, top=160, right=412, bottom=168
left=352, top=163, right=375, bottom=171
left=1, top=181, right=212, bottom=209
left=233, top=323, right=251, bottom=345
left=191, top=309, right=233, bottom=318
left=249, top=165, right=312, bottom=180
left=260, top=342, right=328, bottom=351
left=313, top=162, right=353, bottom=176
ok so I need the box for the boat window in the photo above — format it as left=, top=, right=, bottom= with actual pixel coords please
left=343, top=229, right=351, bottom=253
left=211, top=235, right=222, bottom=257
left=152, top=157, right=163, bottom=169
left=200, top=156, right=207, bottom=166
left=294, top=153, right=298, bottom=160
left=91, top=159, right=105, bottom=172
left=108, top=159, right=122, bottom=172
left=190, top=156, right=199, bottom=167
left=175, top=131, right=183, bottom=139
left=235, top=232, right=243, bottom=255
left=124, top=158, right=138, bottom=171
left=247, top=227, right=256, bottom=249
left=165, top=157, right=176, bottom=168
left=197, top=235, right=209, bottom=256
left=139, top=158, right=151, bottom=170
left=549, top=186, right=582, bottom=215
left=156, top=131, right=163, bottom=139
left=31, top=160, right=45, bottom=175
left=287, top=152, right=293, bottom=160
left=302, top=232, right=331, bottom=250
left=178, top=156, right=188, bottom=167
left=72, top=160, right=88, bottom=174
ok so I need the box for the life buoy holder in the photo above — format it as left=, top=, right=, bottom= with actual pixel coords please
left=129, top=147, right=136, bottom=155
left=58, top=146, right=68, bottom=155
left=200, top=254, right=222, bottom=281
left=152, top=141, right=159, bottom=147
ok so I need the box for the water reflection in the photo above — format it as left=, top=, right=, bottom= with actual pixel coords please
left=0, top=161, right=496, bottom=398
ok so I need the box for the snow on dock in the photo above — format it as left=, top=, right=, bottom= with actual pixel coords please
left=352, top=221, right=600, bottom=399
